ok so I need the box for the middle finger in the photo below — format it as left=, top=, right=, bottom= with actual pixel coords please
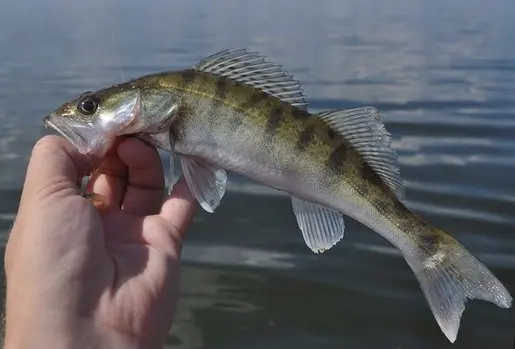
left=89, top=139, right=128, bottom=208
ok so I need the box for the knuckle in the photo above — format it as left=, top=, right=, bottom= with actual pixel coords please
left=31, top=135, right=63, bottom=157
left=33, top=135, right=60, bottom=150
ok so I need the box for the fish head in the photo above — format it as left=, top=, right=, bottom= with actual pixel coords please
left=43, top=83, right=142, bottom=157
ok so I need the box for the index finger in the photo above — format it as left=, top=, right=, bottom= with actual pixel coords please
left=118, top=137, right=166, bottom=215
left=89, top=137, right=166, bottom=215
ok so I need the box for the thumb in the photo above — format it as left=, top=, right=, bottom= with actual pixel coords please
left=21, top=135, right=94, bottom=202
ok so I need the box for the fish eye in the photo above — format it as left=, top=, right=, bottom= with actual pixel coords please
left=77, top=95, right=99, bottom=115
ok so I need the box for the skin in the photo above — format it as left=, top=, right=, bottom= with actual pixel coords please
left=3, top=135, right=196, bottom=349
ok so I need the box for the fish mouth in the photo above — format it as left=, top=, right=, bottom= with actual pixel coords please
left=43, top=113, right=97, bottom=154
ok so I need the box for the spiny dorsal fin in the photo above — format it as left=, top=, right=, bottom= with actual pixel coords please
left=194, top=49, right=308, bottom=110
left=317, top=107, right=406, bottom=200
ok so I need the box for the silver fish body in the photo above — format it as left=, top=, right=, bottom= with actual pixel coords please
left=43, top=49, right=512, bottom=343
left=172, top=93, right=399, bottom=248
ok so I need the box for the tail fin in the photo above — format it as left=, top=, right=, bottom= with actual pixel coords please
left=404, top=233, right=512, bottom=343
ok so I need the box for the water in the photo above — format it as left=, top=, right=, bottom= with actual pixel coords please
left=0, top=0, right=514, bottom=347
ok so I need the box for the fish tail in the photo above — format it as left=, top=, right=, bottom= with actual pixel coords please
left=403, top=229, right=512, bottom=342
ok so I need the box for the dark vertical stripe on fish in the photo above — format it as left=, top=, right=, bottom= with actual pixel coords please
left=241, top=92, right=266, bottom=110
left=360, top=163, right=383, bottom=186
left=266, top=107, right=285, bottom=134
left=327, top=143, right=347, bottom=171
left=296, top=124, right=316, bottom=151
left=373, top=199, right=389, bottom=214
left=419, top=229, right=443, bottom=251
left=215, top=77, right=230, bottom=100
left=327, top=128, right=337, bottom=140
left=181, top=70, right=196, bottom=84
left=291, top=108, right=311, bottom=120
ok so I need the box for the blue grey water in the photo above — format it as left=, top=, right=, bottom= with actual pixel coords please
left=0, top=0, right=514, bottom=348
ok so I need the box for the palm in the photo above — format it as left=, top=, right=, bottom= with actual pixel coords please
left=91, top=215, right=176, bottom=336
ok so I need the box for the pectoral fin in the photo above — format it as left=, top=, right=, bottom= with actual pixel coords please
left=167, top=152, right=175, bottom=196
left=180, top=156, right=227, bottom=213
left=291, top=197, right=345, bottom=253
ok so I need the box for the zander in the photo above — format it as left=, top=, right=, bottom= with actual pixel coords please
left=43, top=49, right=512, bottom=342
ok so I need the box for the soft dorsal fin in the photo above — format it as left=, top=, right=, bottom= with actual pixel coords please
left=317, top=107, right=406, bottom=200
left=194, top=49, right=308, bottom=110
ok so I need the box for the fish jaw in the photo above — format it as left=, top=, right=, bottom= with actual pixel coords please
left=43, top=113, right=115, bottom=156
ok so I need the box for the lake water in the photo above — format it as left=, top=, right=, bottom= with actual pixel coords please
left=0, top=0, right=514, bottom=348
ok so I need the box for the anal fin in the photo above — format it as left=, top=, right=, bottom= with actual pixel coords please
left=167, top=152, right=175, bottom=196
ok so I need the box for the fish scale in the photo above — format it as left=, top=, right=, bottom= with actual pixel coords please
left=165, top=70, right=348, bottom=187
left=43, top=48, right=512, bottom=343
left=167, top=70, right=475, bottom=250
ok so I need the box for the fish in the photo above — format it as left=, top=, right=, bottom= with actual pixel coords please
left=43, top=48, right=512, bottom=343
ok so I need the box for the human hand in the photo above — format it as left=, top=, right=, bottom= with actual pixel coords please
left=4, top=135, right=196, bottom=349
